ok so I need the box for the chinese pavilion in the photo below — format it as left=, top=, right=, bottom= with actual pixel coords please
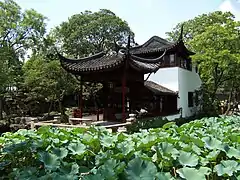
left=57, top=26, right=194, bottom=122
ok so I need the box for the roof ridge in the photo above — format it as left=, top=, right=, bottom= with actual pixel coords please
left=145, top=80, right=176, bottom=94
left=57, top=51, right=106, bottom=63
left=141, top=36, right=171, bottom=47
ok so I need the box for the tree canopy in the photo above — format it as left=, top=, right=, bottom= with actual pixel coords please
left=54, top=9, right=134, bottom=57
left=23, top=55, right=79, bottom=120
left=0, top=0, right=47, bottom=119
left=166, top=11, right=240, bottom=113
left=1, top=0, right=239, bottom=119
left=0, top=0, right=47, bottom=90
left=21, top=8, right=135, bottom=120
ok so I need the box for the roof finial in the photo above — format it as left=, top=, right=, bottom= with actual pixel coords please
left=178, top=23, right=184, bottom=41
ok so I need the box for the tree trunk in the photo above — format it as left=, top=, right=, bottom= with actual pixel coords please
left=210, top=85, right=219, bottom=105
left=48, top=100, right=53, bottom=116
left=58, top=99, right=68, bottom=123
left=225, top=82, right=234, bottom=115
left=0, top=95, right=3, bottom=120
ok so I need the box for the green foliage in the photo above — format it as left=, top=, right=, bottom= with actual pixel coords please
left=125, top=158, right=158, bottom=180
left=127, top=116, right=200, bottom=133
left=18, top=9, right=135, bottom=117
left=166, top=11, right=236, bottom=43
left=54, top=9, right=134, bottom=56
left=0, top=0, right=47, bottom=119
left=0, top=116, right=240, bottom=179
left=22, top=55, right=79, bottom=121
left=23, top=55, right=77, bottom=98
left=127, top=116, right=169, bottom=132
left=0, top=0, right=47, bottom=90
left=166, top=11, right=240, bottom=113
left=177, top=167, right=211, bottom=180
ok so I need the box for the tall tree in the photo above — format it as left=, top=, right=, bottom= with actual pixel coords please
left=23, top=9, right=135, bottom=120
left=23, top=55, right=79, bottom=122
left=0, top=0, right=47, bottom=119
left=166, top=11, right=240, bottom=114
left=46, top=9, right=135, bottom=118
left=54, top=9, right=134, bottom=57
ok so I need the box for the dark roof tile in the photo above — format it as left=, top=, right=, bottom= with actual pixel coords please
left=58, top=35, right=194, bottom=74
left=144, top=81, right=177, bottom=95
left=130, top=37, right=177, bottom=55
left=141, top=36, right=172, bottom=47
left=129, top=59, right=161, bottom=73
left=59, top=53, right=125, bottom=73
left=130, top=36, right=194, bottom=55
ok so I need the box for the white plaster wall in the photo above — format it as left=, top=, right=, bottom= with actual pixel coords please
left=146, top=67, right=179, bottom=91
left=146, top=66, right=202, bottom=118
left=178, top=67, right=202, bottom=117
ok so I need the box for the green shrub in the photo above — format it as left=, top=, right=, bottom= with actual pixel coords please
left=0, top=116, right=240, bottom=179
left=127, top=116, right=169, bottom=133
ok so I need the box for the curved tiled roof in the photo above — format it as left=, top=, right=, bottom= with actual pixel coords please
left=144, top=81, right=177, bottom=95
left=142, top=36, right=172, bottom=47
left=58, top=52, right=125, bottom=73
left=130, top=37, right=194, bottom=55
left=58, top=48, right=167, bottom=74
left=129, top=59, right=162, bottom=73
left=57, top=26, right=194, bottom=74
left=130, top=44, right=172, bottom=54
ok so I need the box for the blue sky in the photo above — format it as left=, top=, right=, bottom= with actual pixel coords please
left=16, top=0, right=225, bottom=44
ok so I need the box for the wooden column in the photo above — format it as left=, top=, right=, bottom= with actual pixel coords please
left=122, top=72, right=126, bottom=122
left=79, top=81, right=83, bottom=118
left=129, top=98, right=132, bottom=114
left=102, top=83, right=106, bottom=121
left=97, top=109, right=99, bottom=121
left=122, top=35, right=130, bottom=122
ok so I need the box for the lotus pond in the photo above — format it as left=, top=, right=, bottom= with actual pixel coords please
left=0, top=116, right=240, bottom=179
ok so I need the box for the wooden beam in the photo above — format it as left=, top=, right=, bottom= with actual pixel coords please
left=79, top=80, right=83, bottom=118
left=122, top=70, right=126, bottom=122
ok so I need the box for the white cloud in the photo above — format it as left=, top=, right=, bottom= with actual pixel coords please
left=219, top=0, right=240, bottom=20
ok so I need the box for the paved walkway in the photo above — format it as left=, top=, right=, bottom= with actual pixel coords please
left=83, top=114, right=103, bottom=121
